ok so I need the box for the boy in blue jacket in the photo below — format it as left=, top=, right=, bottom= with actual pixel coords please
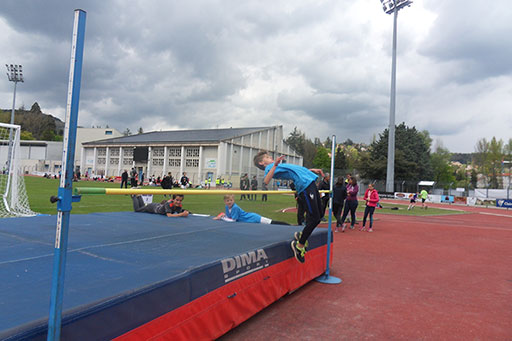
left=214, top=194, right=289, bottom=225
left=254, top=151, right=325, bottom=263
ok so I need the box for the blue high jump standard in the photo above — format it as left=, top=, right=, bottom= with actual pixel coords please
left=0, top=212, right=330, bottom=340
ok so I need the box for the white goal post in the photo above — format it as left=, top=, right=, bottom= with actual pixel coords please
left=0, top=123, right=37, bottom=217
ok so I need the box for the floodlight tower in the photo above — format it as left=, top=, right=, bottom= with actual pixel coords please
left=5, top=64, right=24, bottom=170
left=379, top=0, right=412, bottom=192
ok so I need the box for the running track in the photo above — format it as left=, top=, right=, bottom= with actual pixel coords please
left=222, top=202, right=512, bottom=340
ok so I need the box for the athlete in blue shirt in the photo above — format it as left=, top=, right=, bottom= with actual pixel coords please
left=214, top=195, right=289, bottom=225
left=254, top=151, right=325, bottom=263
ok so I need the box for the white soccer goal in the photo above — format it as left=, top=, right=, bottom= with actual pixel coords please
left=0, top=123, right=37, bottom=217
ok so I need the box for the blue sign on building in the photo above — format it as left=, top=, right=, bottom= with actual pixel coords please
left=496, top=199, right=512, bottom=208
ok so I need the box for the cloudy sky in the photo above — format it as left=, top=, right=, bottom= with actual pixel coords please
left=0, top=0, right=510, bottom=152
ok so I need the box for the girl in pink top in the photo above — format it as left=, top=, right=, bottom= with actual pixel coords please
left=362, top=183, right=379, bottom=232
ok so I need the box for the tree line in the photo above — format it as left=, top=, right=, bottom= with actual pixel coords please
left=286, top=124, right=511, bottom=190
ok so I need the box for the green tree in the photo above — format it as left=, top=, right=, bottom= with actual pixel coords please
left=474, top=137, right=505, bottom=188
left=343, top=138, right=354, bottom=146
left=313, top=146, right=331, bottom=170
left=123, top=128, right=132, bottom=136
left=334, top=146, right=348, bottom=170
left=358, top=123, right=433, bottom=181
left=285, top=127, right=317, bottom=167
left=285, top=127, right=306, bottom=156
left=504, top=138, right=512, bottom=187
left=470, top=169, right=478, bottom=188
left=42, top=129, right=57, bottom=141
left=473, top=138, right=489, bottom=186
left=323, top=136, right=332, bottom=148
left=302, top=139, right=317, bottom=168
left=431, top=145, right=456, bottom=188
left=454, top=167, right=469, bottom=188
left=488, top=137, right=504, bottom=188
left=418, top=130, right=433, bottom=152
left=20, top=130, right=36, bottom=140
left=138, top=127, right=144, bottom=134
left=344, top=145, right=360, bottom=171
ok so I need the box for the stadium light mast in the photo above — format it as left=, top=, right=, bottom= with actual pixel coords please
left=379, top=0, right=412, bottom=192
left=5, top=64, right=24, bottom=170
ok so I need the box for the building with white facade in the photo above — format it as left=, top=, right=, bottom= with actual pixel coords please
left=81, top=126, right=302, bottom=186
left=74, top=128, right=123, bottom=169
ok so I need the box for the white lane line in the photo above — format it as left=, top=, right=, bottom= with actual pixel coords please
left=479, top=212, right=512, bottom=218
left=382, top=216, right=512, bottom=232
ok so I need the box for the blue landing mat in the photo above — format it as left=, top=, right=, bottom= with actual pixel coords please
left=0, top=212, right=327, bottom=340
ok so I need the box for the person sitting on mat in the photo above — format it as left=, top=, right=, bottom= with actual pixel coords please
left=253, top=150, right=325, bottom=263
left=131, top=194, right=189, bottom=217
left=213, top=194, right=289, bottom=225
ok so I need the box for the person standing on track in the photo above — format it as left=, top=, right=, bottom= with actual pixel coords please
left=318, top=173, right=331, bottom=220
left=339, top=177, right=359, bottom=232
left=333, top=176, right=347, bottom=231
left=254, top=151, right=324, bottom=263
left=361, top=183, right=379, bottom=232
left=420, top=189, right=429, bottom=209
left=408, top=192, right=418, bottom=210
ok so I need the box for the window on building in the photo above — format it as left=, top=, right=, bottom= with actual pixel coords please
left=97, top=158, right=106, bottom=165
left=105, top=130, right=113, bottom=135
left=97, top=148, right=106, bottom=156
left=153, top=147, right=164, bottom=157
left=168, top=159, right=181, bottom=167
left=186, top=147, right=200, bottom=157
left=168, top=147, right=181, bottom=157
left=185, top=159, right=199, bottom=167
left=123, top=148, right=133, bottom=157
left=185, top=147, right=200, bottom=168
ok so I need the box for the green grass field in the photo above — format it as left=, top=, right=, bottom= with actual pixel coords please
left=23, top=176, right=465, bottom=224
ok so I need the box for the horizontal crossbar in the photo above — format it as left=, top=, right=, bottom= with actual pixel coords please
left=74, top=188, right=330, bottom=195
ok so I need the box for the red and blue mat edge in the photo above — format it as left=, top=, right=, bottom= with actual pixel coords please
left=115, top=244, right=331, bottom=340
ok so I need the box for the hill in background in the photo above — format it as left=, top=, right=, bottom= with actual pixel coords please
left=0, top=102, right=64, bottom=141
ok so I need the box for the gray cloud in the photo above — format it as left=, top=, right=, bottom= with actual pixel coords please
left=0, top=0, right=510, bottom=152
left=420, top=0, right=512, bottom=82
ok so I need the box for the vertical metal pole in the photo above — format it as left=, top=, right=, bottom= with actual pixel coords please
left=316, top=135, right=341, bottom=284
left=325, top=135, right=335, bottom=276
left=10, top=81, right=17, bottom=125
left=47, top=9, right=86, bottom=341
left=386, top=9, right=398, bottom=193
left=7, top=81, right=18, bottom=171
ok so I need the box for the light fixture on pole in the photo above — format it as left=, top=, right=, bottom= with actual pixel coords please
left=5, top=64, right=24, bottom=171
left=379, top=0, right=412, bottom=192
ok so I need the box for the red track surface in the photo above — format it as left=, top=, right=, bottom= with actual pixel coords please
left=222, top=202, right=512, bottom=340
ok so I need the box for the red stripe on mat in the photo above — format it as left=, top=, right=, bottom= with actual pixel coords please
left=115, top=245, right=329, bottom=340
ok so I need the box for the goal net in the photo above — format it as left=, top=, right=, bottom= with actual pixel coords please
left=0, top=123, right=37, bottom=217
